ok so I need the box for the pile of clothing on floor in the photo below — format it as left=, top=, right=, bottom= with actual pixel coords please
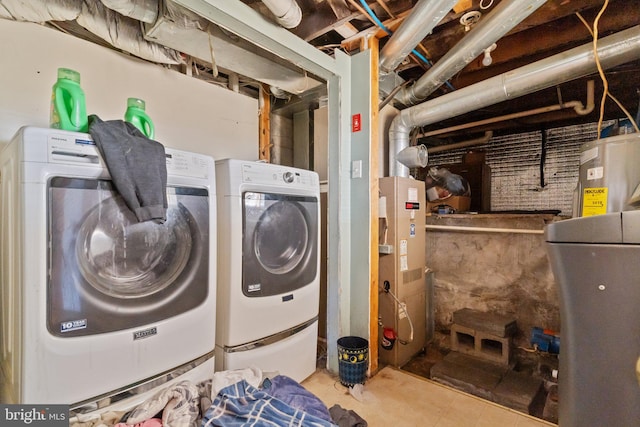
left=68, top=367, right=367, bottom=427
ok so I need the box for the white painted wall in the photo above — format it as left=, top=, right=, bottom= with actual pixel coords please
left=313, top=106, right=328, bottom=182
left=0, top=19, right=258, bottom=160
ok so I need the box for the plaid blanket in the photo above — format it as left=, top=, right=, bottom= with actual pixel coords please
left=201, top=380, right=336, bottom=427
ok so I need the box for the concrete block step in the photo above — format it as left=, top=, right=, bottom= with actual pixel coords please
left=451, top=323, right=513, bottom=365
left=430, top=351, right=545, bottom=416
left=453, top=308, right=517, bottom=337
left=493, top=370, right=545, bottom=414
left=430, top=351, right=509, bottom=401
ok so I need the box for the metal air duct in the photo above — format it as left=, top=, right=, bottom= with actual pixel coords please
left=145, top=0, right=321, bottom=94
left=100, top=0, right=158, bottom=23
left=397, top=0, right=548, bottom=106
left=378, top=0, right=459, bottom=74
left=389, top=25, right=640, bottom=177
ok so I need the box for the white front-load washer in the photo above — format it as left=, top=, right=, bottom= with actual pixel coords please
left=0, top=127, right=217, bottom=407
left=215, top=159, right=320, bottom=382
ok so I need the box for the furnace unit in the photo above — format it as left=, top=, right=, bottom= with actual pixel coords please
left=378, top=177, right=431, bottom=367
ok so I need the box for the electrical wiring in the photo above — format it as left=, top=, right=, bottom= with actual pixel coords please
left=382, top=286, right=414, bottom=344
left=578, top=8, right=640, bottom=136
left=593, top=0, right=610, bottom=137
left=379, top=79, right=411, bottom=110
left=575, top=12, right=593, bottom=36
left=357, top=0, right=456, bottom=91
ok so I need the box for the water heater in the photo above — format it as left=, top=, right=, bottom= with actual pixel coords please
left=575, top=133, right=640, bottom=217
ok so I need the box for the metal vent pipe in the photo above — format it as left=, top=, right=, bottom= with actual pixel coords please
left=378, top=0, right=459, bottom=74
left=389, top=25, right=640, bottom=177
left=397, top=0, right=548, bottom=106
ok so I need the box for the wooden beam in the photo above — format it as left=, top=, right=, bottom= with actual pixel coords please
left=417, top=0, right=626, bottom=62
left=366, top=35, right=381, bottom=377
left=293, top=0, right=415, bottom=42
left=340, top=9, right=413, bottom=52
left=259, top=84, right=271, bottom=162
left=449, top=4, right=640, bottom=88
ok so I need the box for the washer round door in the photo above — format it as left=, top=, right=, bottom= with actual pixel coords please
left=76, top=195, right=192, bottom=299
left=242, top=191, right=318, bottom=297
left=47, top=177, right=210, bottom=337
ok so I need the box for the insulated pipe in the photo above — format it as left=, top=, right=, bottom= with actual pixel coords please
left=99, top=0, right=158, bottom=23
left=426, top=224, right=544, bottom=234
left=261, top=0, right=302, bottom=29
left=421, top=80, right=595, bottom=138
left=378, top=0, right=459, bottom=74
left=397, top=0, right=548, bottom=106
left=389, top=26, right=640, bottom=177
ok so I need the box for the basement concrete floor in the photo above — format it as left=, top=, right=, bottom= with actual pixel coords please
left=303, top=367, right=554, bottom=427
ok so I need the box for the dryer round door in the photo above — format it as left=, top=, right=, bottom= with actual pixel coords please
left=47, top=177, right=210, bottom=337
left=242, top=191, right=318, bottom=297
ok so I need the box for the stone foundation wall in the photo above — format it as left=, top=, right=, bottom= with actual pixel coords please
left=425, top=214, right=562, bottom=365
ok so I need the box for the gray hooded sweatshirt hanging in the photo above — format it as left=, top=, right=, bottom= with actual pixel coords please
left=89, top=115, right=168, bottom=223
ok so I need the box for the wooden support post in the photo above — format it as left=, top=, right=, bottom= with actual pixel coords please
left=364, top=35, right=381, bottom=376
left=259, top=84, right=271, bottom=162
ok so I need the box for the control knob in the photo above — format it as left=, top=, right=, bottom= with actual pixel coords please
left=283, top=171, right=295, bottom=183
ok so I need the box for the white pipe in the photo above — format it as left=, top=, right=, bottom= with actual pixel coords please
left=421, top=80, right=595, bottom=138
left=397, top=0, right=548, bottom=106
left=228, top=72, right=240, bottom=92
left=378, top=0, right=459, bottom=74
left=261, top=0, right=302, bottom=29
left=389, top=26, right=640, bottom=177
left=426, top=224, right=544, bottom=234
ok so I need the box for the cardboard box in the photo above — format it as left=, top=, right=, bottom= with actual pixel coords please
left=427, top=196, right=471, bottom=214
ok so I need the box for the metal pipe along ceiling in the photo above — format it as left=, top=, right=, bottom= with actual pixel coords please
left=397, top=0, right=548, bottom=106
left=378, top=0, right=459, bottom=74
left=421, top=80, right=595, bottom=138
left=389, top=25, right=640, bottom=177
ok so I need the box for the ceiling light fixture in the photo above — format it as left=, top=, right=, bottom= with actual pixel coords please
left=459, top=11, right=481, bottom=32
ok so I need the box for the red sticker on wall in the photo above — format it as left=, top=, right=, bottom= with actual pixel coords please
left=352, top=113, right=361, bottom=132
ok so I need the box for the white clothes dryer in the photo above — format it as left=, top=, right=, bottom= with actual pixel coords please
left=0, top=127, right=217, bottom=407
left=215, top=159, right=320, bottom=382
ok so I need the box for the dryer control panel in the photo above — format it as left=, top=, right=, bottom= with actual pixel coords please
left=241, top=162, right=318, bottom=189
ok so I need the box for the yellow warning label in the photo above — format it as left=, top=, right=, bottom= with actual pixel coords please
left=582, top=187, right=607, bottom=217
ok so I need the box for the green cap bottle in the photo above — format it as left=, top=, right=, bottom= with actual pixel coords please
left=124, top=97, right=155, bottom=139
left=50, top=68, right=88, bottom=133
